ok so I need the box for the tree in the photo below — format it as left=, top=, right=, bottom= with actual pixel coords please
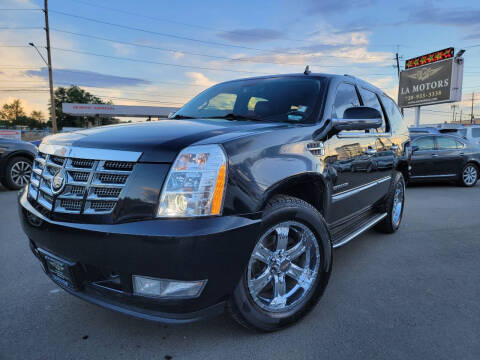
left=0, top=100, right=47, bottom=129
left=0, top=99, right=26, bottom=122
left=30, top=110, right=45, bottom=122
left=51, top=85, right=119, bottom=129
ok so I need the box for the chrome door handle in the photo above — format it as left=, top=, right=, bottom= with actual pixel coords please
left=431, top=154, right=439, bottom=157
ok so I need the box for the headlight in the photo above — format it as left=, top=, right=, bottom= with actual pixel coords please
left=157, top=144, right=227, bottom=217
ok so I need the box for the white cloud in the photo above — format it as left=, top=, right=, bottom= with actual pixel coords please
left=186, top=72, right=215, bottom=87
left=112, top=43, right=133, bottom=56
left=309, top=30, right=369, bottom=46
left=172, top=51, right=184, bottom=59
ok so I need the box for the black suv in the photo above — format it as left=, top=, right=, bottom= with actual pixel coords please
left=18, top=73, right=409, bottom=331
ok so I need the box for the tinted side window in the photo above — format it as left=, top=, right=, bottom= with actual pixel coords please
left=472, top=128, right=480, bottom=138
left=359, top=88, right=387, bottom=132
left=332, top=83, right=360, bottom=119
left=412, top=136, right=435, bottom=150
left=457, top=129, right=467, bottom=137
left=436, top=136, right=458, bottom=150
left=381, top=95, right=405, bottom=134
left=202, top=93, right=237, bottom=111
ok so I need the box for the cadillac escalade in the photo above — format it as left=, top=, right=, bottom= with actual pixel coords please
left=18, top=73, right=410, bottom=331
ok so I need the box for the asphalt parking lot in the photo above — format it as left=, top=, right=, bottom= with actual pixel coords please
left=1, top=183, right=479, bottom=360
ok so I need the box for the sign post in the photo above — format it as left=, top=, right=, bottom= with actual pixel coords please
left=398, top=48, right=464, bottom=125
left=415, top=107, right=420, bottom=127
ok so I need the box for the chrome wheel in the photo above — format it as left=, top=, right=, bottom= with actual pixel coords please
left=247, top=221, right=320, bottom=313
left=392, top=181, right=404, bottom=227
left=463, top=165, right=477, bottom=186
left=10, top=160, right=32, bottom=187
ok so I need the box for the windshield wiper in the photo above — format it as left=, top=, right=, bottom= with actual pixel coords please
left=204, top=113, right=262, bottom=121
left=171, top=114, right=195, bottom=119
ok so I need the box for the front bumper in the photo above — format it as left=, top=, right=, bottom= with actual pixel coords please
left=18, top=187, right=262, bottom=323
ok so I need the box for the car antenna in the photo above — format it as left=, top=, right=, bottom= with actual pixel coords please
left=304, top=65, right=311, bottom=75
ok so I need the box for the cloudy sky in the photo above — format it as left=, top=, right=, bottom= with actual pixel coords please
left=1, top=0, right=479, bottom=125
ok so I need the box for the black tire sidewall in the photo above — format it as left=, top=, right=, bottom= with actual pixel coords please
left=461, top=163, right=479, bottom=187
left=390, top=172, right=405, bottom=231
left=231, top=198, right=332, bottom=331
left=4, top=156, right=32, bottom=190
left=376, top=171, right=405, bottom=233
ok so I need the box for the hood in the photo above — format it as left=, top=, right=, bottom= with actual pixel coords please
left=42, top=119, right=288, bottom=162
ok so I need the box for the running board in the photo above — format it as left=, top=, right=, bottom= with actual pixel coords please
left=332, top=213, right=387, bottom=249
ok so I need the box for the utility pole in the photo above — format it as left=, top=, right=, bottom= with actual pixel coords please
left=395, top=52, right=401, bottom=79
left=43, top=0, right=57, bottom=133
left=451, top=104, right=458, bottom=123
left=459, top=110, right=462, bottom=124
left=394, top=48, right=404, bottom=116
left=471, top=92, right=475, bottom=124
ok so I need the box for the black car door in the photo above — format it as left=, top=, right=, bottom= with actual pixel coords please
left=325, top=82, right=384, bottom=222
left=410, top=136, right=436, bottom=178
left=432, top=136, right=465, bottom=176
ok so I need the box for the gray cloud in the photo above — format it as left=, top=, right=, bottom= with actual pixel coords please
left=463, top=32, right=480, bottom=40
left=305, top=0, right=377, bottom=14
left=409, top=6, right=480, bottom=27
left=26, top=68, right=151, bottom=88
left=218, top=28, right=284, bottom=43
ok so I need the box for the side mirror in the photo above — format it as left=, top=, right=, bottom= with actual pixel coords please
left=332, top=106, right=382, bottom=131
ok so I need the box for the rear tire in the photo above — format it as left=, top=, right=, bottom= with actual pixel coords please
left=228, top=195, right=332, bottom=332
left=459, top=163, right=478, bottom=187
left=3, top=156, right=32, bottom=190
left=374, top=172, right=405, bottom=234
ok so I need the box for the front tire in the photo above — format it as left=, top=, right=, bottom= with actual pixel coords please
left=374, top=171, right=405, bottom=234
left=3, top=156, right=32, bottom=190
left=228, top=195, right=332, bottom=331
left=459, top=163, right=478, bottom=187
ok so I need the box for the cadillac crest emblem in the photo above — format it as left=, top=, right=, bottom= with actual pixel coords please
left=51, top=168, right=66, bottom=194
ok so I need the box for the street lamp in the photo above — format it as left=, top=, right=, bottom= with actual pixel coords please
left=29, top=42, right=57, bottom=133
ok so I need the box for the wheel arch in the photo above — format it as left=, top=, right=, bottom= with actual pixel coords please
left=258, top=173, right=328, bottom=215
left=464, top=159, right=480, bottom=169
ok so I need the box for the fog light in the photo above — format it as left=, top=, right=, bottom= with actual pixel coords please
left=132, top=276, right=207, bottom=299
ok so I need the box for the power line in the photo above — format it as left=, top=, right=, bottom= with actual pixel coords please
left=0, top=88, right=185, bottom=105
left=0, top=67, right=43, bottom=69
left=50, top=28, right=394, bottom=69
left=48, top=9, right=394, bottom=61
left=0, top=26, right=42, bottom=29
left=59, top=0, right=412, bottom=50
left=0, top=86, right=194, bottom=99
left=51, top=47, right=268, bottom=74
left=48, top=9, right=298, bottom=54
left=0, top=8, right=41, bottom=11
left=59, top=0, right=308, bottom=43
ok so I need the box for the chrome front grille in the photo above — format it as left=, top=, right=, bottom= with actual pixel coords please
left=28, top=151, right=137, bottom=215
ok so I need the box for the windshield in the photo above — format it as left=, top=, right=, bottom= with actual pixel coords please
left=174, top=77, right=325, bottom=123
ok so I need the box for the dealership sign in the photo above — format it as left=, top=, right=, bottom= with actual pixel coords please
left=0, top=129, right=21, bottom=140
left=62, top=103, right=180, bottom=117
left=398, top=50, right=464, bottom=108
left=405, top=48, right=454, bottom=69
